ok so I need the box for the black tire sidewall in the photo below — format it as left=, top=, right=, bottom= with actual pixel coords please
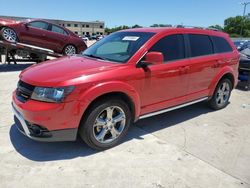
left=209, top=78, right=232, bottom=110
left=80, top=99, right=132, bottom=150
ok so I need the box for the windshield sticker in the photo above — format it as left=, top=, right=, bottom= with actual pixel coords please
left=122, top=36, right=140, bottom=41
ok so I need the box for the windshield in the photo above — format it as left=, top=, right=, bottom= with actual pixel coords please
left=82, top=31, right=155, bottom=63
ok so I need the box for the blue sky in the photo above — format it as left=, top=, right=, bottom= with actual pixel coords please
left=0, top=0, right=247, bottom=27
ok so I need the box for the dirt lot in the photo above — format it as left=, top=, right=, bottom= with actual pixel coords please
left=0, top=63, right=250, bottom=188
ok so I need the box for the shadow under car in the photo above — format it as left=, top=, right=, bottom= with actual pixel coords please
left=9, top=101, right=212, bottom=161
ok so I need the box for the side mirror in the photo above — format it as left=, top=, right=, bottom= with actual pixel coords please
left=137, top=51, right=164, bottom=68
left=145, top=51, right=164, bottom=65
left=24, top=23, right=29, bottom=28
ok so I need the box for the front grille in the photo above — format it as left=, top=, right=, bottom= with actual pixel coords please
left=16, top=80, right=35, bottom=102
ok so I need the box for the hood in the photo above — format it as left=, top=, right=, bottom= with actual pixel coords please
left=20, top=55, right=123, bottom=86
left=0, top=18, right=18, bottom=25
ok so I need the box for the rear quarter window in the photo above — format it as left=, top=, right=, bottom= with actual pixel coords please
left=189, top=34, right=213, bottom=57
left=211, top=36, right=233, bottom=53
left=51, top=25, right=68, bottom=35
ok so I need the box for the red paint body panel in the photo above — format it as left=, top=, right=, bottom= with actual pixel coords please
left=0, top=18, right=87, bottom=53
left=12, top=91, right=81, bottom=130
left=12, top=27, right=239, bottom=133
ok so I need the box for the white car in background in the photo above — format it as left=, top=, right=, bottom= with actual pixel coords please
left=97, top=35, right=104, bottom=41
left=79, top=36, right=89, bottom=43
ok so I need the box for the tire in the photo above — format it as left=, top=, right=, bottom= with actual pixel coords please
left=208, top=78, right=232, bottom=110
left=63, top=44, right=77, bottom=55
left=1, top=27, right=17, bottom=43
left=79, top=98, right=132, bottom=150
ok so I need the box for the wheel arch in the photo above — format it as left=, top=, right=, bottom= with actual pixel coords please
left=0, top=25, right=10, bottom=30
left=0, top=26, right=19, bottom=41
left=219, top=73, right=235, bottom=87
left=83, top=91, right=135, bottom=121
left=209, top=66, right=236, bottom=96
left=77, top=81, right=141, bottom=127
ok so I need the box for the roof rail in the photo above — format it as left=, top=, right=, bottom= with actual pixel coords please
left=174, top=25, right=220, bottom=31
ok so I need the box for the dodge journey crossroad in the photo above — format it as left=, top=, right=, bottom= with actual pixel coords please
left=12, top=27, right=239, bottom=150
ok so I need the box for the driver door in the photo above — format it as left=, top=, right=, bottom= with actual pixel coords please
left=139, top=34, right=190, bottom=115
left=19, top=21, right=50, bottom=49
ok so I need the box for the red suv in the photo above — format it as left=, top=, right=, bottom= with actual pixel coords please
left=0, top=18, right=87, bottom=55
left=12, top=27, right=239, bottom=150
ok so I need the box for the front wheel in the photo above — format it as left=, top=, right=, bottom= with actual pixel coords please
left=63, top=44, right=77, bottom=55
left=79, top=99, right=132, bottom=150
left=1, top=27, right=17, bottom=43
left=208, top=78, right=232, bottom=110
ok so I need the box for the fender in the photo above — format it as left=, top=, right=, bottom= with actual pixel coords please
left=77, top=81, right=141, bottom=120
left=208, top=66, right=236, bottom=96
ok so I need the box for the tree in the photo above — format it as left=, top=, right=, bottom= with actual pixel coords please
left=105, top=24, right=142, bottom=34
left=150, top=24, right=159, bottom=27
left=208, top=25, right=223, bottom=31
left=105, top=16, right=250, bottom=37
left=131, top=24, right=142, bottom=28
left=224, top=16, right=250, bottom=37
left=105, top=25, right=130, bottom=34
left=150, top=24, right=172, bottom=27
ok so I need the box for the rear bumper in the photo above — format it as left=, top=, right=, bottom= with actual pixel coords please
left=12, top=103, right=77, bottom=142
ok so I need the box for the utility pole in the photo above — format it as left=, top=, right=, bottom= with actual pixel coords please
left=240, top=2, right=250, bottom=37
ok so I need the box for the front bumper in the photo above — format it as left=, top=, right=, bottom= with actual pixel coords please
left=12, top=103, right=78, bottom=142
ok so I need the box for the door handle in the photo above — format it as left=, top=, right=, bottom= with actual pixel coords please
left=225, top=59, right=233, bottom=63
left=218, top=60, right=227, bottom=65
left=179, top=66, right=190, bottom=74
left=212, top=60, right=224, bottom=68
left=184, top=66, right=190, bottom=71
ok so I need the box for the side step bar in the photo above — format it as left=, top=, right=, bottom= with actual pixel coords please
left=139, top=97, right=208, bottom=120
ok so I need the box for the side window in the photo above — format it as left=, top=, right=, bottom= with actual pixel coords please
left=212, top=36, right=233, bottom=53
left=29, top=21, right=49, bottom=30
left=51, top=25, right=68, bottom=35
left=189, top=34, right=213, bottom=57
left=149, top=34, right=185, bottom=62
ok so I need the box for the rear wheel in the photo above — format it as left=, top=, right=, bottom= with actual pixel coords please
left=63, top=44, right=77, bottom=55
left=1, top=27, right=17, bottom=43
left=208, top=78, right=232, bottom=110
left=79, top=99, right=131, bottom=150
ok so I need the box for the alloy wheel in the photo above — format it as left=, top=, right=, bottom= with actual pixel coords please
left=216, top=82, right=230, bottom=106
left=2, top=28, right=17, bottom=43
left=64, top=45, right=76, bottom=55
left=93, top=106, right=126, bottom=144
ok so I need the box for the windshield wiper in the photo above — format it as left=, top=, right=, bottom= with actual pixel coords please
left=83, top=54, right=106, bottom=60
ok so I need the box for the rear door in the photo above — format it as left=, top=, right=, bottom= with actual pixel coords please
left=19, top=21, right=51, bottom=49
left=185, top=34, right=219, bottom=98
left=45, top=24, right=70, bottom=53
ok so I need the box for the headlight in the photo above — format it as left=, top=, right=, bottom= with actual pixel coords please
left=31, top=86, right=75, bottom=103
